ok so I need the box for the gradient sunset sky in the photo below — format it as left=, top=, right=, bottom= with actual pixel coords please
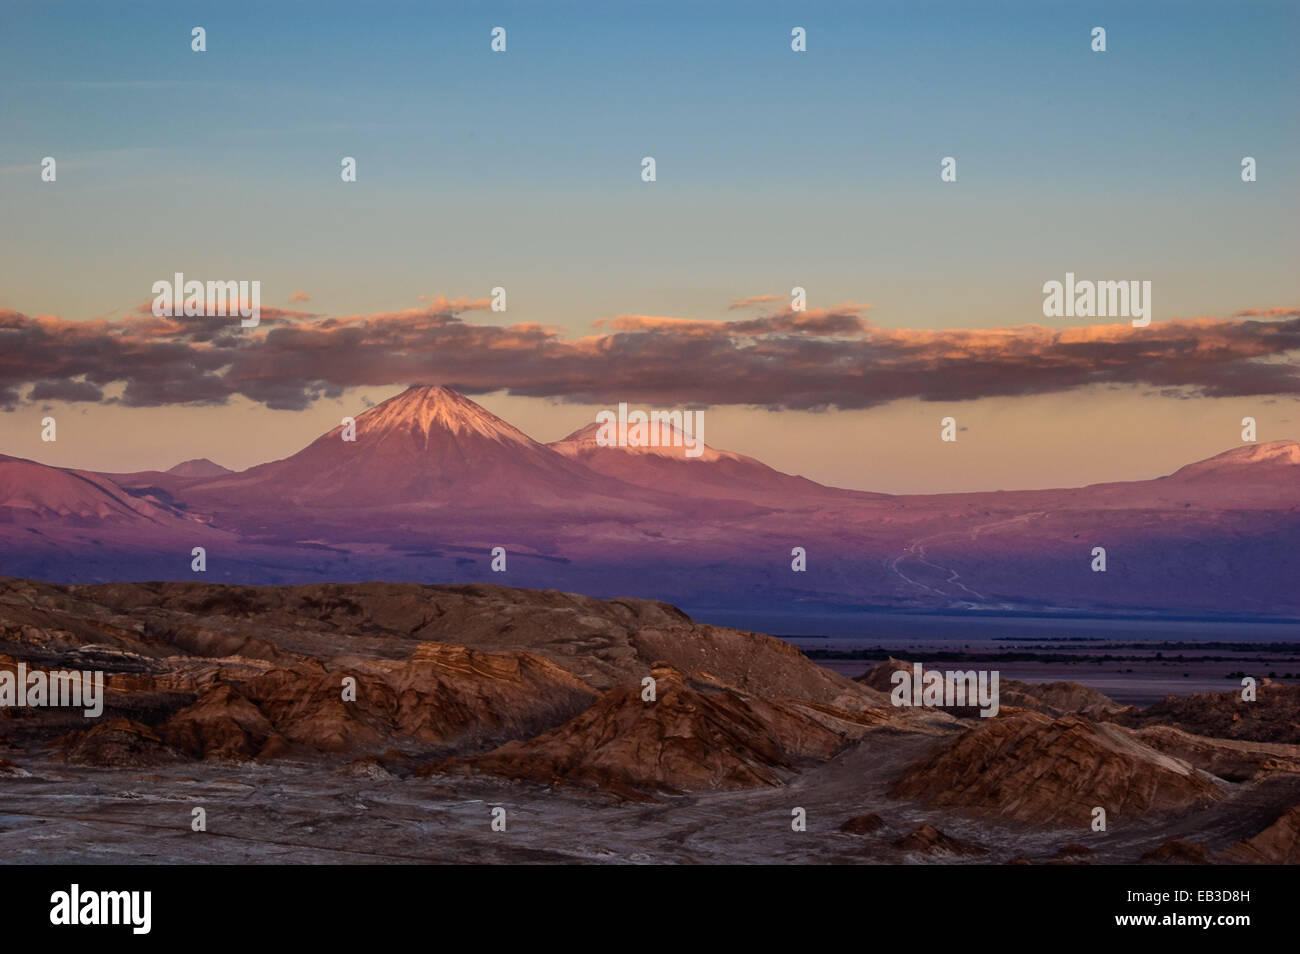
left=2, top=0, right=1297, bottom=492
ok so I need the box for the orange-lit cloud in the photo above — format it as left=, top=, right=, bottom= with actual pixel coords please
left=2, top=299, right=1299, bottom=412
left=728, top=294, right=785, bottom=309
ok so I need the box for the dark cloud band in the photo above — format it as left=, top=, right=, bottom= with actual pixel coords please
left=2, top=301, right=1298, bottom=412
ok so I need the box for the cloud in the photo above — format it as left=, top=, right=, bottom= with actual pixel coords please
left=728, top=294, right=785, bottom=309
left=1235, top=307, right=1300, bottom=318
left=2, top=299, right=1299, bottom=412
left=606, top=303, right=872, bottom=338
left=288, top=289, right=312, bottom=303
left=128, top=299, right=314, bottom=324
left=27, top=378, right=104, bottom=403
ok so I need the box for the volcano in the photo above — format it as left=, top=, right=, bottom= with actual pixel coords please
left=187, top=386, right=624, bottom=509
left=1167, top=440, right=1300, bottom=484
left=166, top=458, right=233, bottom=478
left=549, top=421, right=879, bottom=504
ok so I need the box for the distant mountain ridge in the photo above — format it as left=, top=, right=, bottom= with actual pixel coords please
left=1, top=386, right=1298, bottom=617
left=0, top=454, right=188, bottom=525
left=166, top=458, right=233, bottom=478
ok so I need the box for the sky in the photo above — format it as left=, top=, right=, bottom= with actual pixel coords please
left=1, top=0, right=1297, bottom=492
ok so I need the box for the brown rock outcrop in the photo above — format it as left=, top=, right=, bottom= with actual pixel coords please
left=856, top=658, right=914, bottom=693
left=1, top=578, right=884, bottom=713
left=840, top=813, right=885, bottom=834
left=1131, top=725, right=1300, bottom=782
left=890, top=710, right=1225, bottom=827
left=1001, top=679, right=1124, bottom=718
left=245, top=643, right=598, bottom=754
left=161, top=685, right=283, bottom=760
left=436, top=664, right=857, bottom=799
left=1129, top=684, right=1300, bottom=744
left=57, top=717, right=181, bottom=766
left=893, top=824, right=986, bottom=857
left=154, top=642, right=600, bottom=760
left=1218, top=805, right=1300, bottom=864
left=858, top=658, right=1123, bottom=719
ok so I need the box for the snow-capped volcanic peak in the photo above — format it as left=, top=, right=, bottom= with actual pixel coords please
left=1219, top=440, right=1300, bottom=465
left=353, top=385, right=539, bottom=449
left=551, top=420, right=730, bottom=462
left=546, top=419, right=858, bottom=501
left=1170, top=439, right=1300, bottom=479
left=202, top=385, right=606, bottom=507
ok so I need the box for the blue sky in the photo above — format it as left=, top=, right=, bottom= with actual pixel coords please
left=3, top=0, right=1295, bottom=323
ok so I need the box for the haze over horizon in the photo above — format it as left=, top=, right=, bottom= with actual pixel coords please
left=6, top=382, right=1300, bottom=496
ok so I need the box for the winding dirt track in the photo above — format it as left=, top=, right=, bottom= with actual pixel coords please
left=888, top=512, right=1048, bottom=603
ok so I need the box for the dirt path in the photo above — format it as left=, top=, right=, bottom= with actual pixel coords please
left=888, top=511, right=1047, bottom=603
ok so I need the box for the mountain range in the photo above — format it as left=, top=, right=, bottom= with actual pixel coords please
left=2, top=385, right=1297, bottom=618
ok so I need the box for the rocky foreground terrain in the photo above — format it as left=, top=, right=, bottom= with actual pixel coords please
left=1, top=578, right=1298, bottom=864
